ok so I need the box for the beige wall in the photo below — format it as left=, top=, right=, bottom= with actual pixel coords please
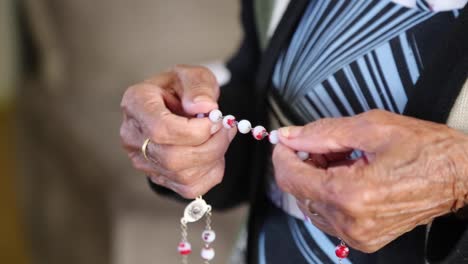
left=16, top=1, right=245, bottom=264
left=0, top=0, right=19, bottom=106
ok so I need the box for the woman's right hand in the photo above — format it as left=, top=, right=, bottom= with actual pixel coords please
left=120, top=65, right=237, bottom=199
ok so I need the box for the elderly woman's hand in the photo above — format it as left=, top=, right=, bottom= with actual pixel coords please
left=120, top=65, right=236, bottom=199
left=273, top=109, right=468, bottom=253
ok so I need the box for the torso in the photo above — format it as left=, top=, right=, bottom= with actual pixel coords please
left=258, top=1, right=464, bottom=263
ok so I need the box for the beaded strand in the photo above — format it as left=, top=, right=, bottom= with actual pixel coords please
left=205, top=109, right=349, bottom=262
left=177, top=109, right=349, bottom=263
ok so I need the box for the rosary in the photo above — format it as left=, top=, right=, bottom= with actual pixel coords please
left=145, top=109, right=350, bottom=263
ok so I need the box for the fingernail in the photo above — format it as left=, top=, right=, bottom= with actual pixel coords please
left=193, top=95, right=213, bottom=103
left=279, top=126, right=302, bottom=138
left=210, top=124, right=221, bottom=134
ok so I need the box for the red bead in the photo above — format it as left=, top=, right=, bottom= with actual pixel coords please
left=252, top=126, right=267, bottom=140
left=227, top=118, right=236, bottom=127
left=222, top=115, right=236, bottom=128
left=335, top=244, right=349, bottom=259
left=178, top=242, right=192, bottom=255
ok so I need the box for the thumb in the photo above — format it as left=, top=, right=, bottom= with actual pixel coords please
left=173, top=65, right=220, bottom=115
left=278, top=116, right=384, bottom=154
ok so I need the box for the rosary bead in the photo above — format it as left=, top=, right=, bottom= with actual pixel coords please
left=201, top=230, right=216, bottom=243
left=335, top=244, right=350, bottom=259
left=252, top=126, right=267, bottom=140
left=237, top=120, right=252, bottom=134
left=201, top=247, right=215, bottom=260
left=268, top=130, right=279, bottom=144
left=222, top=115, right=236, bottom=128
left=208, top=109, right=223, bottom=123
left=177, top=241, right=192, bottom=255
left=296, top=151, right=310, bottom=161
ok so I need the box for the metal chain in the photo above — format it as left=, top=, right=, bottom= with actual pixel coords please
left=180, top=201, right=214, bottom=264
left=181, top=218, right=188, bottom=242
left=205, top=207, right=212, bottom=230
left=180, top=218, right=188, bottom=264
left=203, top=206, right=212, bottom=264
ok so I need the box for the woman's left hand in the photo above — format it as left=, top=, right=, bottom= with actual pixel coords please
left=273, top=109, right=468, bottom=253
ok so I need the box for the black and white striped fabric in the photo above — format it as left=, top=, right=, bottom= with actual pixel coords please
left=271, top=0, right=460, bottom=121
left=260, top=0, right=463, bottom=263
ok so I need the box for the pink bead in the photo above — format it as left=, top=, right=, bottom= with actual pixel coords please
left=296, top=151, right=310, bottom=161
left=208, top=109, right=223, bottom=123
left=201, top=246, right=215, bottom=260
left=177, top=241, right=192, bottom=255
left=202, top=230, right=216, bottom=243
left=335, top=244, right=349, bottom=259
left=268, top=130, right=279, bottom=144
left=252, top=126, right=267, bottom=140
left=222, top=115, right=236, bottom=128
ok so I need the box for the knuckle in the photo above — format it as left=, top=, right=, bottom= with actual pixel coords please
left=121, top=85, right=137, bottom=108
left=213, top=174, right=223, bottom=185
left=119, top=125, right=129, bottom=146
left=173, top=64, right=218, bottom=94
left=360, top=244, right=379, bottom=254
left=171, top=64, right=192, bottom=73
left=177, top=186, right=198, bottom=199
left=129, top=154, right=146, bottom=172
left=341, top=222, right=363, bottom=242
left=122, top=84, right=153, bottom=110
left=210, top=167, right=224, bottom=186
left=335, top=188, right=371, bottom=216
left=159, top=149, right=184, bottom=171
left=308, top=118, right=333, bottom=131
left=364, top=109, right=386, bottom=120
left=176, top=64, right=214, bottom=80
left=190, top=128, right=210, bottom=143
left=355, top=110, right=386, bottom=129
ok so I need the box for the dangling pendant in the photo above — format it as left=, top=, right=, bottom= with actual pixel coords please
left=178, top=196, right=214, bottom=264
left=201, top=209, right=215, bottom=263
left=335, top=240, right=350, bottom=263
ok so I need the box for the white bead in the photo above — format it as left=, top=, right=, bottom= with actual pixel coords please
left=177, top=241, right=192, bottom=255
left=208, top=109, right=223, bottom=123
left=268, top=130, right=279, bottom=144
left=297, top=151, right=310, bottom=161
left=201, top=247, right=215, bottom=260
left=237, top=120, right=252, bottom=134
left=201, top=230, right=216, bottom=243
left=196, top=113, right=205, bottom=118
left=222, top=115, right=236, bottom=128
left=252, top=126, right=267, bottom=140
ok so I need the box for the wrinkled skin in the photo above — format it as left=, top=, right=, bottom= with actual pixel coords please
left=121, top=65, right=468, bottom=253
left=120, top=65, right=236, bottom=199
left=273, top=110, right=468, bottom=253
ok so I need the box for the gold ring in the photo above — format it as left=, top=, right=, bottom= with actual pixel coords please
left=141, top=138, right=151, bottom=161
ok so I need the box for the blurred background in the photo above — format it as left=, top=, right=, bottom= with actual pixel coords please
left=0, top=0, right=247, bottom=263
